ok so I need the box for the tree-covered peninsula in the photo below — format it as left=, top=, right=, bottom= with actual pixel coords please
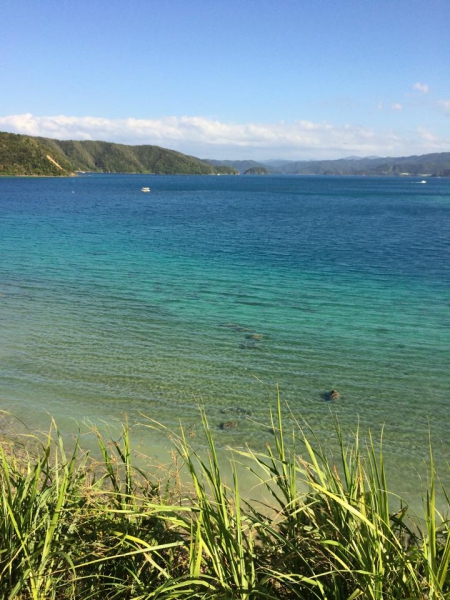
left=0, top=131, right=238, bottom=176
left=243, top=166, right=269, bottom=175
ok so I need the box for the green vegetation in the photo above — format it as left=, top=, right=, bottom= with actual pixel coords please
left=38, top=138, right=238, bottom=175
left=204, top=159, right=269, bottom=175
left=1, top=398, right=449, bottom=599
left=0, top=132, right=74, bottom=176
left=214, top=165, right=240, bottom=175
left=243, top=166, right=269, bottom=175
left=3, top=129, right=448, bottom=178
left=0, top=131, right=238, bottom=176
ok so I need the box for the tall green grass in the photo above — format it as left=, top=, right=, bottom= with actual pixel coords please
left=0, top=399, right=448, bottom=599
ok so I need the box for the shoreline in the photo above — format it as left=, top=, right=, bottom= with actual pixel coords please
left=1, top=171, right=449, bottom=178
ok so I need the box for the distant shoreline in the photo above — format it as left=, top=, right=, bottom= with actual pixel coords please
left=1, top=172, right=447, bottom=179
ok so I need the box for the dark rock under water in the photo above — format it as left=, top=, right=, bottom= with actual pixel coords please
left=219, top=420, right=237, bottom=430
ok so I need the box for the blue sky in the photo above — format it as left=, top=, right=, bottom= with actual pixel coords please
left=1, top=0, right=449, bottom=159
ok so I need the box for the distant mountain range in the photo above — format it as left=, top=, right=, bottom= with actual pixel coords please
left=261, top=159, right=296, bottom=167
left=273, top=154, right=450, bottom=176
left=1, top=130, right=449, bottom=178
left=0, top=132, right=238, bottom=176
left=203, top=159, right=266, bottom=174
left=205, top=153, right=450, bottom=176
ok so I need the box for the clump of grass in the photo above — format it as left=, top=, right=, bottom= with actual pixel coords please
left=0, top=422, right=84, bottom=599
left=0, top=398, right=449, bottom=599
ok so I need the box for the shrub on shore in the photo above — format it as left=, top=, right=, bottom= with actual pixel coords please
left=0, top=400, right=449, bottom=599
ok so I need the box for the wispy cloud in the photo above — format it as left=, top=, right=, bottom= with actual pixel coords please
left=416, top=126, right=450, bottom=152
left=438, top=100, right=450, bottom=114
left=391, top=103, right=403, bottom=111
left=418, top=127, right=437, bottom=142
left=0, top=113, right=448, bottom=159
left=413, top=82, right=429, bottom=94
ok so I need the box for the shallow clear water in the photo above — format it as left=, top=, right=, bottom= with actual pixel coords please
left=1, top=174, right=449, bottom=497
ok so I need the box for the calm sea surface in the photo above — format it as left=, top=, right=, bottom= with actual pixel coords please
left=1, top=174, right=449, bottom=496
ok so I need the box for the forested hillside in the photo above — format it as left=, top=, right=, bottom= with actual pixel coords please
left=2, top=130, right=449, bottom=177
left=0, top=132, right=238, bottom=176
left=204, top=158, right=272, bottom=174
left=0, top=132, right=74, bottom=176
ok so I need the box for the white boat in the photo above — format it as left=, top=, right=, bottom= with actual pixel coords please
left=141, top=187, right=151, bottom=192
left=420, top=180, right=427, bottom=184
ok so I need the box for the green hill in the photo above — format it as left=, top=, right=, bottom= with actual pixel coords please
left=0, top=131, right=238, bottom=176
left=4, top=130, right=448, bottom=178
left=243, top=166, right=269, bottom=175
left=0, top=132, right=75, bottom=176
left=203, top=159, right=272, bottom=174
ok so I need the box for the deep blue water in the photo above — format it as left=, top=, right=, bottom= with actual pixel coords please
left=1, top=174, right=449, bottom=495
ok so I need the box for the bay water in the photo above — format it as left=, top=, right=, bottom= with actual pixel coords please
left=1, top=174, right=449, bottom=498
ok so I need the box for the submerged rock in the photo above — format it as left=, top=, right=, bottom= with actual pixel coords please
left=219, top=420, right=237, bottom=430
left=239, top=340, right=262, bottom=350
left=245, top=333, right=263, bottom=340
left=320, top=389, right=341, bottom=402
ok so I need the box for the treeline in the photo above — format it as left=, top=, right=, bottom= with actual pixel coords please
left=0, top=131, right=238, bottom=176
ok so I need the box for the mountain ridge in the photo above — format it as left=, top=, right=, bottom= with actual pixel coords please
left=274, top=153, right=450, bottom=176
left=1, top=130, right=449, bottom=177
left=0, top=132, right=238, bottom=176
left=207, top=153, right=450, bottom=177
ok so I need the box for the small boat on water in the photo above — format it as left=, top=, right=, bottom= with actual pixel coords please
left=141, top=187, right=151, bottom=192
left=420, top=180, right=427, bottom=184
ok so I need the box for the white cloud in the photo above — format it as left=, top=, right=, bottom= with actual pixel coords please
left=413, top=82, right=429, bottom=94
left=415, top=126, right=450, bottom=152
left=391, top=103, right=403, bottom=111
left=438, top=100, right=450, bottom=113
left=418, top=127, right=437, bottom=142
left=0, top=112, right=448, bottom=159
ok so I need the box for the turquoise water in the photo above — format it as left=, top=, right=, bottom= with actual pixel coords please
left=1, top=174, right=449, bottom=496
